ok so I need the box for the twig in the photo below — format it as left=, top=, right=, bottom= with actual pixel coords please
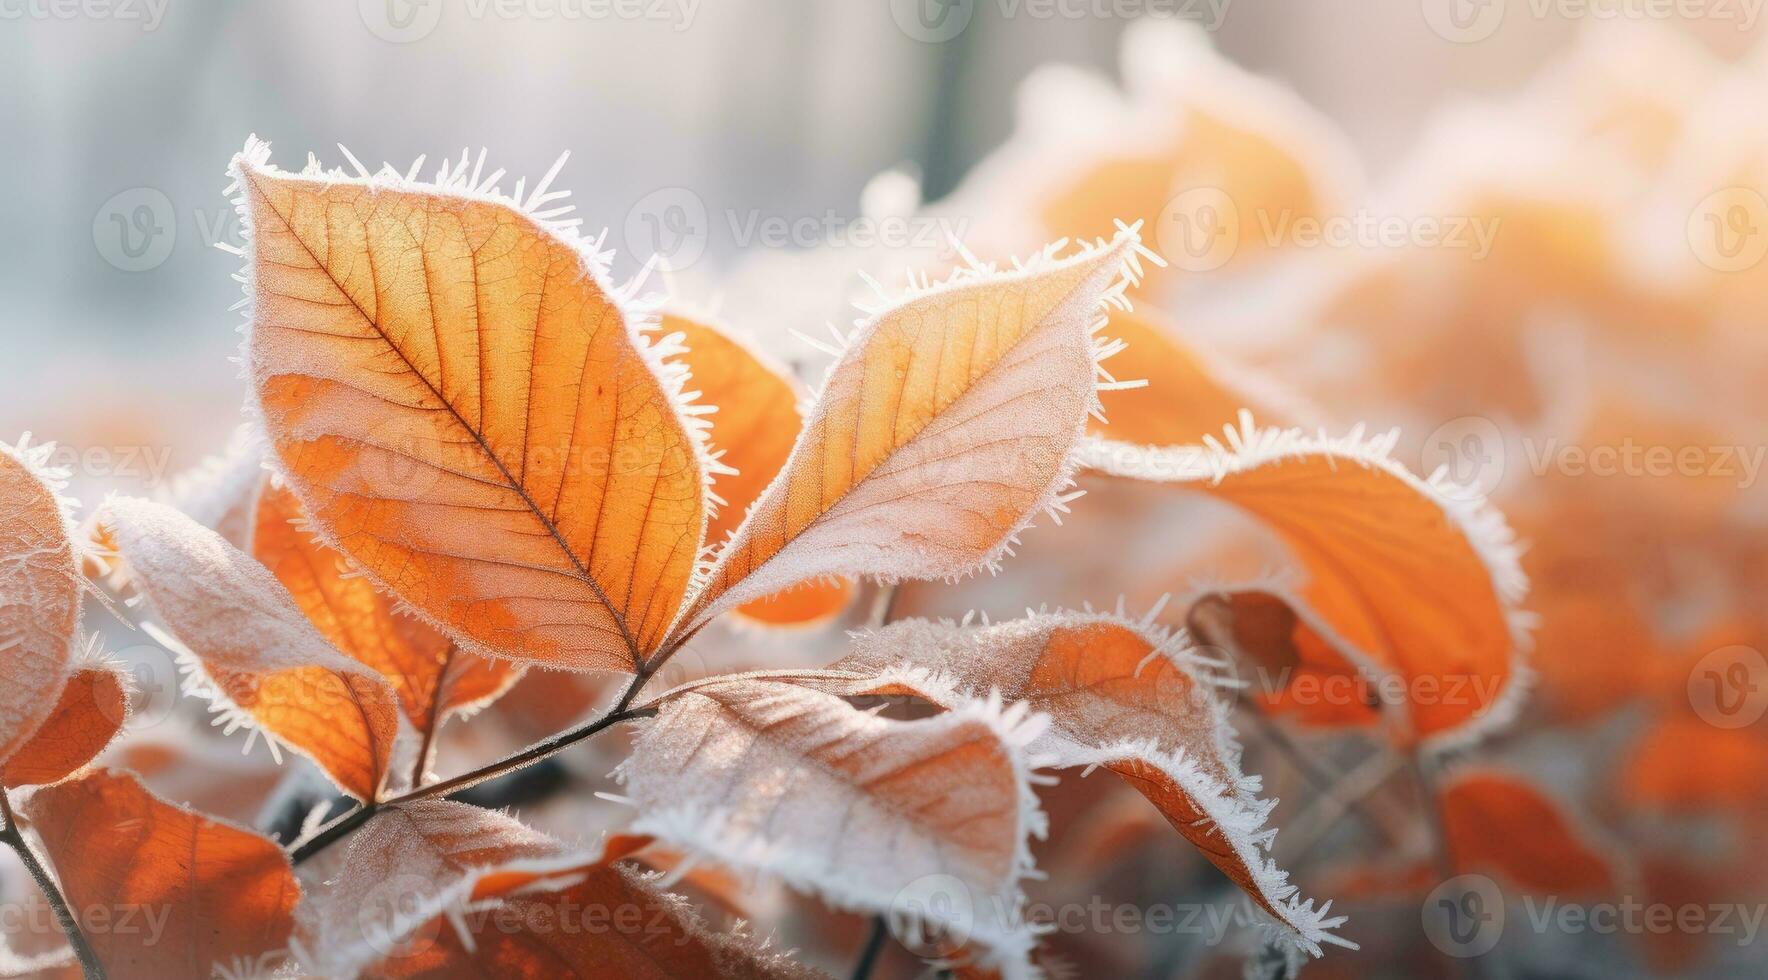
left=849, top=915, right=890, bottom=980
left=1234, top=696, right=1409, bottom=848
left=0, top=790, right=107, bottom=980
left=290, top=686, right=657, bottom=865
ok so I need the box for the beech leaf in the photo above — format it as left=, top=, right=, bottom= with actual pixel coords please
left=101, top=495, right=401, bottom=801
left=233, top=138, right=711, bottom=673
left=1079, top=414, right=1530, bottom=747
left=674, top=231, right=1147, bottom=634
left=22, top=769, right=301, bottom=978
left=0, top=436, right=81, bottom=768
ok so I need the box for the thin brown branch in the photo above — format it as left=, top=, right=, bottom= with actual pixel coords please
left=0, top=790, right=107, bottom=980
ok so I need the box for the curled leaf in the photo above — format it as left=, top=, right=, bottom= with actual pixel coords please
left=1080, top=415, right=1530, bottom=748
left=22, top=769, right=301, bottom=978
left=233, top=139, right=709, bottom=673
left=619, top=677, right=1048, bottom=975
left=101, top=495, right=400, bottom=801
left=676, top=232, right=1145, bottom=634
left=820, top=611, right=1350, bottom=957
left=1, top=664, right=127, bottom=787
left=668, top=309, right=853, bottom=626
left=0, top=436, right=81, bottom=767
left=252, top=480, right=519, bottom=734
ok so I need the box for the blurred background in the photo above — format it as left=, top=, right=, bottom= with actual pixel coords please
left=6, top=2, right=1768, bottom=978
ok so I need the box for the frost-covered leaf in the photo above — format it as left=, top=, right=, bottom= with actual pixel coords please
left=1187, top=591, right=1382, bottom=729
left=668, top=309, right=852, bottom=627
left=158, top=423, right=265, bottom=550
left=1440, top=769, right=1616, bottom=895
left=253, top=480, right=520, bottom=736
left=233, top=139, right=709, bottom=673
left=23, top=769, right=301, bottom=978
left=1080, top=415, right=1530, bottom=748
left=101, top=495, right=401, bottom=801
left=301, top=800, right=813, bottom=979
left=1, top=664, right=126, bottom=787
left=0, top=436, right=81, bottom=768
left=673, top=231, right=1146, bottom=635
left=618, top=677, right=1047, bottom=976
left=817, top=612, right=1350, bottom=958
left=1090, top=306, right=1308, bottom=447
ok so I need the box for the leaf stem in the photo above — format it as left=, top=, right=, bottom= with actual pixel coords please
left=0, top=790, right=108, bottom=980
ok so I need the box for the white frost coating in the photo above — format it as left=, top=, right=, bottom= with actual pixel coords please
left=98, top=495, right=402, bottom=797
left=221, top=136, right=726, bottom=662
left=679, top=225, right=1162, bottom=632
left=829, top=611, right=1353, bottom=959
left=1077, top=412, right=1534, bottom=754
left=617, top=678, right=1053, bottom=979
left=0, top=434, right=82, bottom=768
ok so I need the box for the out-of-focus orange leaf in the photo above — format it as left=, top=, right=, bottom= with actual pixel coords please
left=676, top=233, right=1140, bottom=633
left=1090, top=306, right=1304, bottom=448
left=667, top=309, right=853, bottom=627
left=234, top=141, right=707, bottom=673
left=0, top=437, right=81, bottom=768
left=102, top=496, right=401, bottom=801
left=821, top=612, right=1349, bottom=956
left=1620, top=715, right=1768, bottom=813
left=1187, top=591, right=1381, bottom=729
left=620, top=677, right=1047, bottom=973
left=23, top=769, right=300, bottom=979
left=1440, top=770, right=1616, bottom=895
left=1, top=665, right=126, bottom=787
left=252, top=481, right=519, bottom=736
left=1080, top=417, right=1527, bottom=747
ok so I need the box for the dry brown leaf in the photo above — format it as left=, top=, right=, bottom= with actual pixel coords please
left=816, top=612, right=1350, bottom=957
left=23, top=769, right=301, bottom=979
left=1080, top=416, right=1529, bottom=748
left=233, top=140, right=709, bottom=673
left=674, top=233, right=1142, bottom=635
left=101, top=495, right=401, bottom=801
left=252, top=480, right=520, bottom=735
left=1, top=665, right=127, bottom=787
left=618, top=677, right=1048, bottom=975
left=667, top=309, right=853, bottom=626
left=0, top=437, right=81, bottom=768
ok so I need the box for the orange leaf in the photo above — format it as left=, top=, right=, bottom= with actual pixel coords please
left=667, top=309, right=853, bottom=626
left=1080, top=417, right=1528, bottom=747
left=233, top=140, right=708, bottom=673
left=1620, top=714, right=1768, bottom=814
left=1440, top=770, right=1616, bottom=895
left=22, top=769, right=301, bottom=978
left=0, top=436, right=81, bottom=767
left=1090, top=306, right=1305, bottom=447
left=252, top=480, right=519, bottom=733
left=102, top=496, right=401, bottom=800
left=1, top=665, right=126, bottom=787
left=675, top=233, right=1142, bottom=634
left=1187, top=591, right=1381, bottom=729
left=822, top=612, right=1350, bottom=956
left=619, top=677, right=1048, bottom=973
